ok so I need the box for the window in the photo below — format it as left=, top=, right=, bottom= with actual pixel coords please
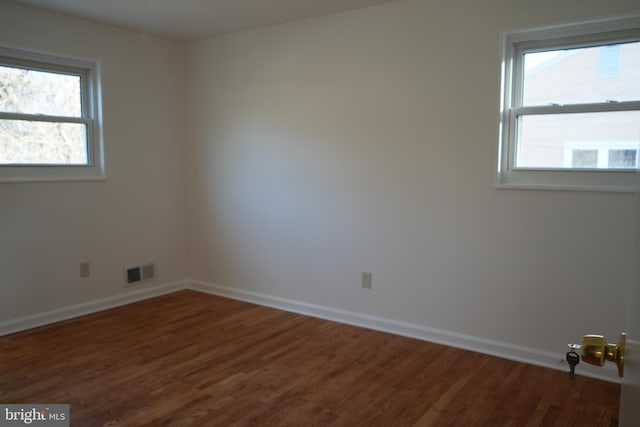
left=0, top=47, right=104, bottom=182
left=497, top=16, right=640, bottom=191
left=564, top=141, right=639, bottom=169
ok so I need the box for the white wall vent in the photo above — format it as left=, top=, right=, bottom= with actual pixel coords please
left=125, top=262, right=155, bottom=287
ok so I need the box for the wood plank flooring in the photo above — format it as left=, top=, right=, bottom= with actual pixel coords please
left=0, top=290, right=620, bottom=426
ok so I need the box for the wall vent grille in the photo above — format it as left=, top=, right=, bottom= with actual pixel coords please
left=125, top=262, right=155, bottom=287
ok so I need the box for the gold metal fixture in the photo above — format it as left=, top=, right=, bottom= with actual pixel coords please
left=581, top=333, right=626, bottom=377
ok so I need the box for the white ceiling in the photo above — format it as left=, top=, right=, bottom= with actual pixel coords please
left=9, top=0, right=403, bottom=40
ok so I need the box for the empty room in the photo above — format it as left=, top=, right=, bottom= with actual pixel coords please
left=1, top=0, right=639, bottom=425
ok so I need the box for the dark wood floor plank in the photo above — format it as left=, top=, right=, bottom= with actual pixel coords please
left=0, top=290, right=620, bottom=426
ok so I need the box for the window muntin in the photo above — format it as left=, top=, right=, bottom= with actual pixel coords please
left=0, top=47, right=103, bottom=181
left=498, top=17, right=640, bottom=191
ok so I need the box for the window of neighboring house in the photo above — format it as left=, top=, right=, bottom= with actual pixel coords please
left=0, top=47, right=104, bottom=182
left=497, top=16, right=640, bottom=191
left=564, top=141, right=639, bottom=169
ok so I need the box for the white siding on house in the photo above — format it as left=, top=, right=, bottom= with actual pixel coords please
left=519, top=42, right=640, bottom=168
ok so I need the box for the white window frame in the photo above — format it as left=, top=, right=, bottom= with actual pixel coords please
left=0, top=46, right=104, bottom=182
left=497, top=15, right=640, bottom=192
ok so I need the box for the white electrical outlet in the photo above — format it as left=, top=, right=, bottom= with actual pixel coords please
left=79, top=262, right=90, bottom=278
left=361, top=272, right=372, bottom=289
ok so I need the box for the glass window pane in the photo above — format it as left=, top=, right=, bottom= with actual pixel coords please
left=516, top=110, right=640, bottom=169
left=0, top=65, right=82, bottom=117
left=0, top=119, right=88, bottom=164
left=572, top=149, right=598, bottom=168
left=522, top=41, right=640, bottom=106
left=608, top=149, right=637, bottom=168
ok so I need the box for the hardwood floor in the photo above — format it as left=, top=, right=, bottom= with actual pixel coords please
left=0, top=290, right=619, bottom=426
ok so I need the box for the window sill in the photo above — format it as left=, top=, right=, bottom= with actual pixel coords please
left=494, top=182, right=637, bottom=193
left=0, top=166, right=106, bottom=183
left=495, top=170, right=638, bottom=193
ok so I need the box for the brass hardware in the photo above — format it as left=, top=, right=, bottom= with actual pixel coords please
left=581, top=333, right=626, bottom=377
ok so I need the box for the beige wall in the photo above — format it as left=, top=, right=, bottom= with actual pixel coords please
left=1, top=0, right=639, bottom=375
left=0, top=1, right=188, bottom=320
left=186, top=0, right=639, bottom=357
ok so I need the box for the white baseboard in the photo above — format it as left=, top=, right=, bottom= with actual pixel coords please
left=187, top=279, right=621, bottom=384
left=0, top=278, right=619, bottom=383
left=0, top=280, right=186, bottom=336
